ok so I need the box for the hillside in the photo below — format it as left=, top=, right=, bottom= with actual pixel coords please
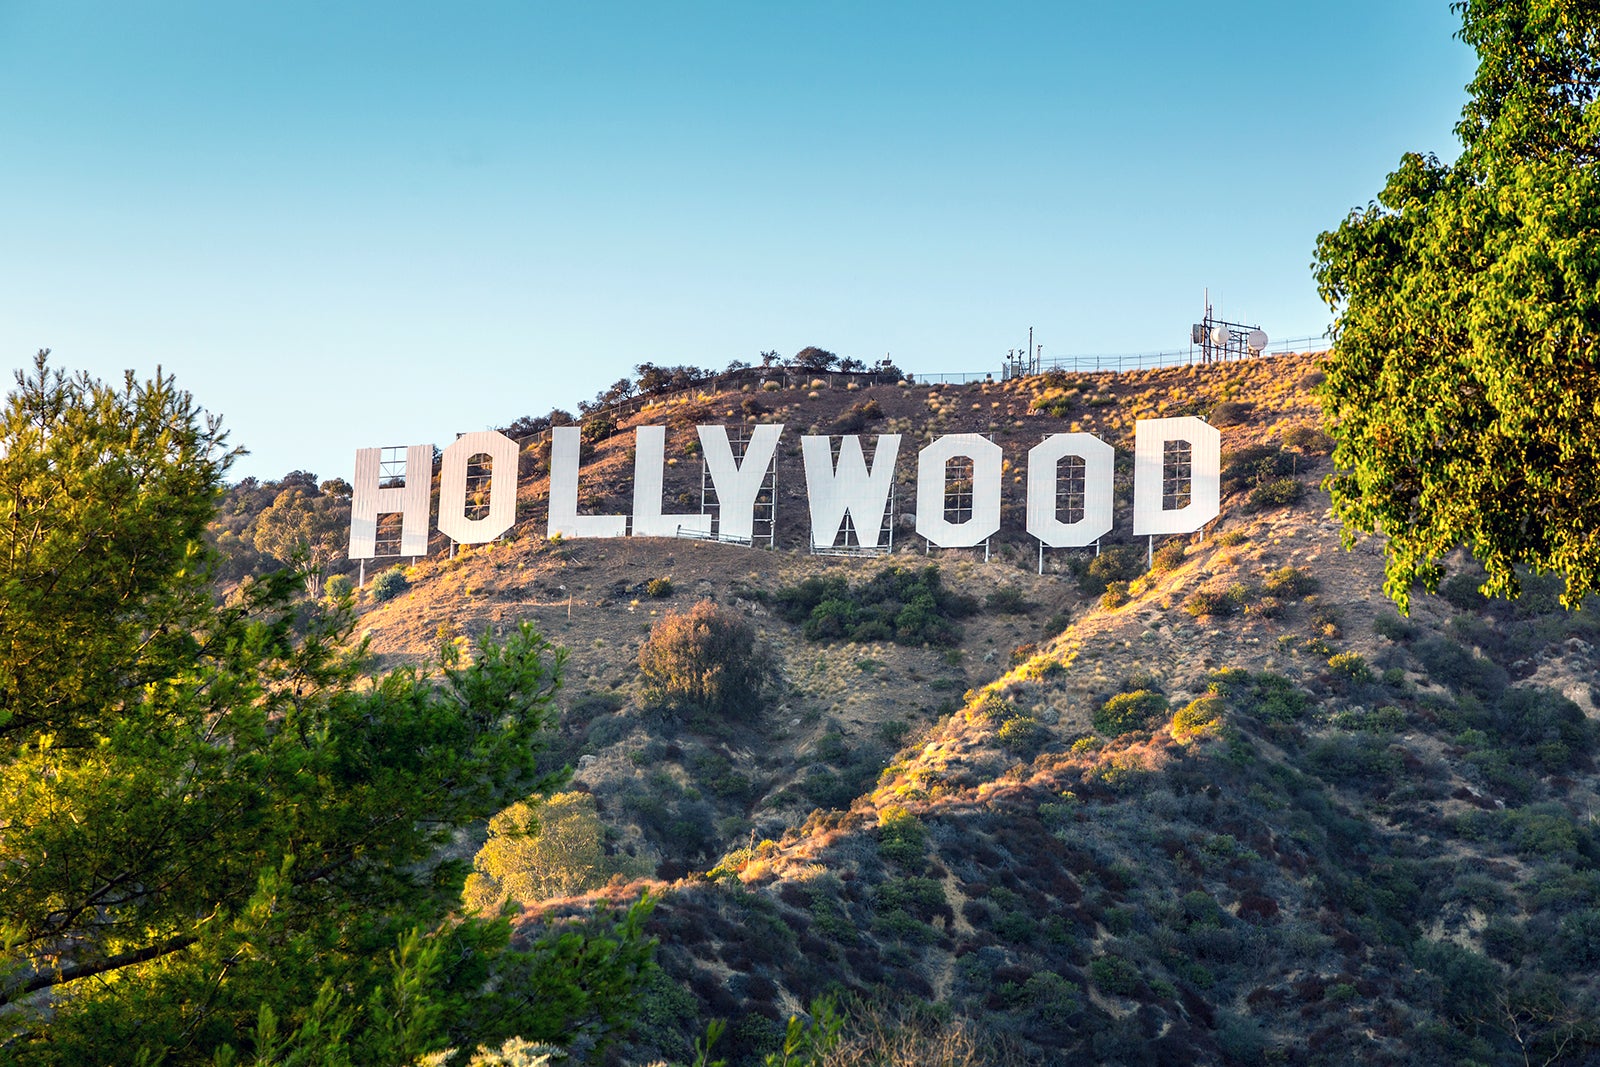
left=342, top=355, right=1600, bottom=1065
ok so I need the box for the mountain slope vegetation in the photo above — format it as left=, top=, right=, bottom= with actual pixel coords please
left=229, top=354, right=1600, bottom=1064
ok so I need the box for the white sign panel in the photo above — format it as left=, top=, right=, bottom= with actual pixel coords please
left=437, top=430, right=520, bottom=545
left=1132, top=416, right=1221, bottom=536
left=801, top=434, right=901, bottom=549
left=915, top=434, right=1002, bottom=548
left=1026, top=433, right=1115, bottom=547
left=349, top=444, right=432, bottom=559
left=633, top=425, right=713, bottom=539
left=700, top=424, right=783, bottom=543
left=547, top=426, right=628, bottom=539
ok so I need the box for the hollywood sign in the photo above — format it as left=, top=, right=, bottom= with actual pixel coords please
left=347, top=416, right=1220, bottom=559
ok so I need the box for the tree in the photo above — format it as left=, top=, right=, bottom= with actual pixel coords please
left=0, top=354, right=652, bottom=1063
left=252, top=482, right=351, bottom=596
left=638, top=600, right=774, bottom=718
left=464, top=792, right=646, bottom=914
left=1314, top=1, right=1600, bottom=612
left=792, top=347, right=838, bottom=373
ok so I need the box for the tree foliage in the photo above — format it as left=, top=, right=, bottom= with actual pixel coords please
left=465, top=791, right=646, bottom=915
left=252, top=482, right=351, bottom=596
left=0, top=354, right=651, bottom=1063
left=773, top=566, right=977, bottom=646
left=1314, top=1, right=1600, bottom=611
left=637, top=600, right=774, bottom=718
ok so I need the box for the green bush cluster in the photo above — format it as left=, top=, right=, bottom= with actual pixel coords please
left=1094, top=690, right=1170, bottom=736
left=1149, top=538, right=1187, bottom=573
left=1249, top=477, right=1306, bottom=509
left=828, top=398, right=883, bottom=434
left=1100, top=581, right=1131, bottom=610
left=1263, top=565, right=1319, bottom=598
left=878, top=809, right=928, bottom=868
left=985, top=585, right=1032, bottom=614
left=1331, top=705, right=1406, bottom=733
left=1184, top=584, right=1249, bottom=618
left=1209, top=399, right=1253, bottom=426
left=645, top=576, right=674, bottom=598
left=1221, top=444, right=1296, bottom=493
left=1077, top=545, right=1143, bottom=596
left=775, top=565, right=976, bottom=645
left=1206, top=668, right=1309, bottom=724
left=1172, top=694, right=1224, bottom=741
left=1281, top=423, right=1334, bottom=455
left=1372, top=612, right=1418, bottom=641
left=1088, top=954, right=1141, bottom=996
left=1326, top=651, right=1374, bottom=684
left=370, top=565, right=409, bottom=602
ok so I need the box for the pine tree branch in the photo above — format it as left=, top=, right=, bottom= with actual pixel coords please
left=0, top=933, right=198, bottom=1006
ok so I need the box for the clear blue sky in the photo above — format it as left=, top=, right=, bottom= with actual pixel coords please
left=1, top=2, right=1478, bottom=482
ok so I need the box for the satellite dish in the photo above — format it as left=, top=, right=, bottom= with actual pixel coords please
left=1211, top=325, right=1230, bottom=346
left=1247, top=329, right=1269, bottom=351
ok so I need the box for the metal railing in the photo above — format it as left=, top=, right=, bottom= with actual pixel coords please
left=488, top=337, right=1333, bottom=448
left=907, top=336, right=1330, bottom=384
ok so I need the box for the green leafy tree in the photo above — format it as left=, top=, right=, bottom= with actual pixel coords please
left=0, top=354, right=652, bottom=1064
left=252, top=481, right=352, bottom=596
left=791, top=346, right=838, bottom=373
left=465, top=791, right=647, bottom=914
left=1314, top=1, right=1600, bottom=611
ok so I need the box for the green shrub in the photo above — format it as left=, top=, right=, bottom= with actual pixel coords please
left=1501, top=805, right=1582, bottom=858
left=1100, top=581, right=1131, bottom=610
left=1094, top=690, right=1170, bottom=736
left=1306, top=734, right=1402, bottom=785
left=1494, top=687, right=1596, bottom=767
left=1439, top=571, right=1488, bottom=612
left=323, top=573, right=353, bottom=600
left=1248, top=477, right=1305, bottom=509
left=1209, top=399, right=1253, bottom=426
left=878, top=809, right=927, bottom=868
left=1043, top=611, right=1073, bottom=637
left=1172, top=694, right=1224, bottom=742
left=580, top=411, right=616, bottom=443
left=985, top=585, right=1031, bottom=614
left=1029, top=389, right=1075, bottom=417
left=1373, top=612, right=1418, bottom=641
left=645, top=576, right=674, bottom=598
left=638, top=600, right=775, bottom=717
left=1416, top=637, right=1508, bottom=700
left=1185, top=585, right=1245, bottom=618
left=464, top=791, right=643, bottom=913
left=1079, top=545, right=1143, bottom=595
left=996, top=714, right=1045, bottom=752
left=1149, top=538, right=1187, bottom=573
left=1263, top=565, right=1319, bottom=598
left=1207, top=669, right=1310, bottom=724
left=1554, top=909, right=1600, bottom=969
left=1281, top=423, right=1335, bottom=455
left=1088, top=954, right=1140, bottom=996
left=1221, top=444, right=1296, bottom=492
left=1327, top=651, right=1374, bottom=684
left=370, top=565, right=409, bottom=602
left=776, top=566, right=975, bottom=646
left=1331, top=705, right=1406, bottom=733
